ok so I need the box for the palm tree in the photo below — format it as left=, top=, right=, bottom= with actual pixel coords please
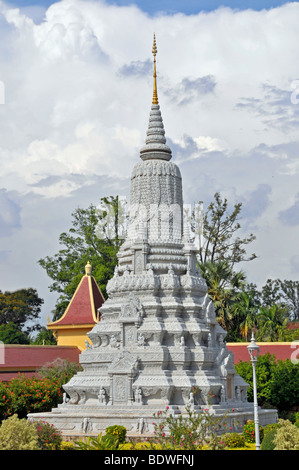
left=199, top=260, right=246, bottom=331
left=256, top=304, right=289, bottom=341
left=231, top=291, right=259, bottom=341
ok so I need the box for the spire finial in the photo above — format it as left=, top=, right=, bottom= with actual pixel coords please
left=152, top=33, right=158, bottom=105
left=85, top=260, right=92, bottom=275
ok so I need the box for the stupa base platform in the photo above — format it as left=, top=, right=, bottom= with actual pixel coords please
left=28, top=403, right=277, bottom=439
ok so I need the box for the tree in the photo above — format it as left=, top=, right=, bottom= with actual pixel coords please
left=194, top=192, right=257, bottom=269
left=256, top=304, right=289, bottom=341
left=262, top=279, right=299, bottom=321
left=199, top=259, right=246, bottom=333
left=0, top=323, right=30, bottom=345
left=230, top=290, right=259, bottom=341
left=38, top=196, right=124, bottom=321
left=30, top=327, right=56, bottom=345
left=0, top=288, right=43, bottom=334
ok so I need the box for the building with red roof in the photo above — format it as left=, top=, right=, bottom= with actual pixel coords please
left=47, top=261, right=105, bottom=351
left=0, top=345, right=80, bottom=381
left=227, top=342, right=298, bottom=363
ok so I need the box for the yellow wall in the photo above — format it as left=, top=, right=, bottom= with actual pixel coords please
left=49, top=325, right=94, bottom=351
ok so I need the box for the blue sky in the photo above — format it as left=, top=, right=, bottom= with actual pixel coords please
left=8, top=0, right=296, bottom=14
left=1, top=0, right=299, bottom=325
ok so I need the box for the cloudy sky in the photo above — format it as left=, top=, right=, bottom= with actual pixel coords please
left=1, top=0, right=299, bottom=326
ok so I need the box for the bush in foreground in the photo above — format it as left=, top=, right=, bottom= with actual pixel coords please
left=273, top=419, right=299, bottom=450
left=105, top=425, right=127, bottom=443
left=34, top=420, right=63, bottom=450
left=0, top=414, right=39, bottom=450
left=243, top=421, right=264, bottom=443
left=223, top=432, right=246, bottom=448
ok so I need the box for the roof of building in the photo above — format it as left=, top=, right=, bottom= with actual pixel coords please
left=47, top=262, right=104, bottom=328
left=0, top=345, right=80, bottom=381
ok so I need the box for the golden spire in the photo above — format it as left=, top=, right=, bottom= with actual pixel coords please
left=152, top=33, right=158, bottom=105
left=85, top=260, right=92, bottom=275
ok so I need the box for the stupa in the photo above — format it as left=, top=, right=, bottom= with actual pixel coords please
left=29, top=36, right=277, bottom=436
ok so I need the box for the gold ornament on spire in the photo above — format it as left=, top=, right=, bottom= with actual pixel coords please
left=152, top=33, right=158, bottom=105
left=85, top=260, right=92, bottom=275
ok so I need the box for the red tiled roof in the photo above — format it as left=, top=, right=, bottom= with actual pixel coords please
left=0, top=345, right=80, bottom=381
left=227, top=342, right=298, bottom=363
left=48, top=273, right=104, bottom=327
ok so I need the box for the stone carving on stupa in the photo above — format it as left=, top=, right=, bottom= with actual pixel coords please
left=28, top=35, right=277, bottom=435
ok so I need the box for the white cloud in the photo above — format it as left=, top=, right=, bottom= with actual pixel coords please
left=0, top=0, right=299, bottom=322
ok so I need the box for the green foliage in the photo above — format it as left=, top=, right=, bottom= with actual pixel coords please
left=34, top=420, right=62, bottom=450
left=0, top=288, right=43, bottom=334
left=0, top=414, right=39, bottom=450
left=243, top=421, right=264, bottom=443
left=269, top=359, right=299, bottom=411
left=273, top=419, right=299, bottom=450
left=260, top=428, right=277, bottom=450
left=105, top=424, right=127, bottom=443
left=235, top=353, right=276, bottom=405
left=199, top=259, right=247, bottom=333
left=38, top=358, right=82, bottom=385
left=0, top=362, right=81, bottom=421
left=235, top=354, right=299, bottom=413
left=74, top=433, right=119, bottom=450
left=222, top=432, right=245, bottom=448
left=262, top=278, right=299, bottom=321
left=150, top=406, right=229, bottom=450
left=260, top=423, right=281, bottom=450
left=195, top=192, right=257, bottom=268
left=7, top=375, right=63, bottom=419
left=256, top=304, right=289, bottom=341
left=119, top=442, right=135, bottom=450
left=0, top=322, right=30, bottom=344
left=0, top=382, right=13, bottom=421
left=60, top=440, right=76, bottom=450
left=31, top=327, right=57, bottom=345
left=38, top=197, right=124, bottom=321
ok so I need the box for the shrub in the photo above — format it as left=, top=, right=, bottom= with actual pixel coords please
left=261, top=428, right=277, bottom=450
left=270, top=360, right=299, bottom=412
left=150, top=406, right=229, bottom=450
left=243, top=422, right=264, bottom=443
left=74, top=433, right=119, bottom=450
left=60, top=441, right=76, bottom=450
left=105, top=424, right=127, bottom=443
left=38, top=358, right=82, bottom=386
left=273, top=419, right=299, bottom=450
left=0, top=382, right=13, bottom=422
left=0, top=414, right=39, bottom=450
left=9, top=375, right=62, bottom=418
left=223, top=432, right=246, bottom=448
left=235, top=355, right=299, bottom=413
left=34, top=420, right=62, bottom=450
left=119, top=442, right=134, bottom=450
left=134, top=442, right=152, bottom=450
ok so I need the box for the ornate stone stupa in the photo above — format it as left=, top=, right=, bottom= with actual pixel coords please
left=29, top=36, right=277, bottom=436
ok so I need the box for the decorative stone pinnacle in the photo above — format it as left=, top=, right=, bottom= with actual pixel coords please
left=152, top=33, right=158, bottom=105
left=139, top=34, right=172, bottom=161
